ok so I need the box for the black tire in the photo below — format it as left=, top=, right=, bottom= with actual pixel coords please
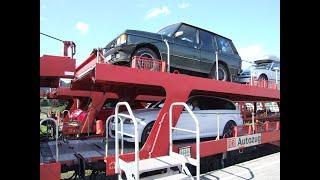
left=223, top=121, right=238, bottom=166
left=209, top=63, right=230, bottom=81
left=258, top=74, right=268, bottom=81
left=222, top=120, right=237, bottom=138
left=132, top=47, right=159, bottom=60
left=141, top=122, right=155, bottom=145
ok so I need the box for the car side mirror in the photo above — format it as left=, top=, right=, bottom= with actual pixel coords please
left=272, top=67, right=280, bottom=71
left=174, top=31, right=183, bottom=38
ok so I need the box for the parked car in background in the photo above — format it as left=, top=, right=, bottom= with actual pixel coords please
left=237, top=58, right=280, bottom=83
left=109, top=95, right=243, bottom=145
left=103, top=22, right=242, bottom=81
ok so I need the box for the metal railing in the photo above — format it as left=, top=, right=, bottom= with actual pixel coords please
left=105, top=115, right=116, bottom=158
left=40, top=118, right=59, bottom=161
left=131, top=56, right=166, bottom=72
left=114, top=102, right=140, bottom=180
left=169, top=102, right=200, bottom=180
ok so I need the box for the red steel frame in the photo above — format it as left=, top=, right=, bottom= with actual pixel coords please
left=40, top=53, right=280, bottom=178
left=40, top=55, right=76, bottom=88
left=70, top=58, right=280, bottom=175
left=47, top=87, right=164, bottom=135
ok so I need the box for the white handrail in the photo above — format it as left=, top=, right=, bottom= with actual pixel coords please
left=164, top=39, right=170, bottom=73
left=169, top=102, right=200, bottom=180
left=40, top=118, right=59, bottom=161
left=215, top=51, right=219, bottom=80
left=105, top=115, right=116, bottom=158
left=114, top=102, right=139, bottom=180
left=215, top=113, right=220, bottom=140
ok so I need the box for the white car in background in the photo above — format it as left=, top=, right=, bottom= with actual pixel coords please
left=109, top=95, right=243, bottom=144
left=238, top=59, right=280, bottom=84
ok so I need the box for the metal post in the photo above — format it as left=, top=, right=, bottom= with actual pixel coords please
left=250, top=66, right=253, bottom=86
left=164, top=39, right=170, bottom=73
left=215, top=51, right=219, bottom=80
left=76, top=99, right=79, bottom=109
left=216, top=113, right=220, bottom=140
left=251, top=112, right=255, bottom=134
left=275, top=69, right=278, bottom=85
left=96, top=49, right=99, bottom=63
left=56, top=119, right=59, bottom=161
left=115, top=109, right=119, bottom=174
left=40, top=118, right=59, bottom=161
left=87, top=117, right=90, bottom=136
left=105, top=115, right=115, bottom=158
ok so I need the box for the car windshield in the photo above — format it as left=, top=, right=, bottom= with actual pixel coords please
left=157, top=24, right=179, bottom=37
left=254, top=62, right=272, bottom=69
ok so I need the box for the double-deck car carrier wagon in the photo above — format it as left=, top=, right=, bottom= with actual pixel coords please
left=40, top=40, right=279, bottom=179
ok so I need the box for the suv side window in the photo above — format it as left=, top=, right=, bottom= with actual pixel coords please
left=199, top=30, right=216, bottom=51
left=216, top=37, right=234, bottom=55
left=176, top=24, right=197, bottom=44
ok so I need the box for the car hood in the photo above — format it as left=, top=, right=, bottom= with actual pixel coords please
left=124, top=29, right=164, bottom=40
left=105, top=29, right=164, bottom=50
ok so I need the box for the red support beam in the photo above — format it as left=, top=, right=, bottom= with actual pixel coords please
left=70, top=57, right=280, bottom=176
left=40, top=55, right=76, bottom=88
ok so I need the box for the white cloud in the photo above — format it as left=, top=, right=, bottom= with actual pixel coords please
left=238, top=45, right=280, bottom=70
left=238, top=44, right=266, bottom=70
left=178, top=2, right=190, bottom=9
left=146, top=6, right=170, bottom=19
left=75, top=22, right=89, bottom=35
left=238, top=44, right=265, bottom=61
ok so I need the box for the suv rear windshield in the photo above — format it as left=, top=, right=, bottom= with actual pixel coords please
left=216, top=37, right=234, bottom=55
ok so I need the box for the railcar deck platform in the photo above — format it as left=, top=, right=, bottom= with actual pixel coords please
left=200, top=152, right=280, bottom=180
left=40, top=138, right=135, bottom=164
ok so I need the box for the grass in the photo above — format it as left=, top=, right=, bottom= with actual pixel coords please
left=40, top=104, right=67, bottom=114
left=61, top=170, right=94, bottom=179
left=40, top=125, right=47, bottom=134
left=40, top=105, right=66, bottom=135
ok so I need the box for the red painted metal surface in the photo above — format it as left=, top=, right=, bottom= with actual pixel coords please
left=131, top=56, right=166, bottom=72
left=40, top=162, right=61, bottom=180
left=40, top=53, right=280, bottom=178
left=40, top=55, right=76, bottom=87
left=47, top=87, right=94, bottom=99
left=71, top=58, right=280, bottom=175
left=75, top=53, right=97, bottom=77
left=47, top=87, right=164, bottom=135
left=73, top=63, right=279, bottom=101
left=245, top=79, right=279, bottom=90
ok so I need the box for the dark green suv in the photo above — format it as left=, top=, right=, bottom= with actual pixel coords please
left=103, top=22, right=242, bottom=81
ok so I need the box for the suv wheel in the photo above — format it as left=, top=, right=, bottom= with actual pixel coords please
left=223, top=121, right=237, bottom=138
left=132, top=47, right=159, bottom=60
left=209, top=63, right=230, bottom=81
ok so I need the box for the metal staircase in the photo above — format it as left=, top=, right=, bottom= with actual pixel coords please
left=114, top=102, right=200, bottom=180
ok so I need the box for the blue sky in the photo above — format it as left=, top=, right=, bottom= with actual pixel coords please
left=40, top=0, right=279, bottom=69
